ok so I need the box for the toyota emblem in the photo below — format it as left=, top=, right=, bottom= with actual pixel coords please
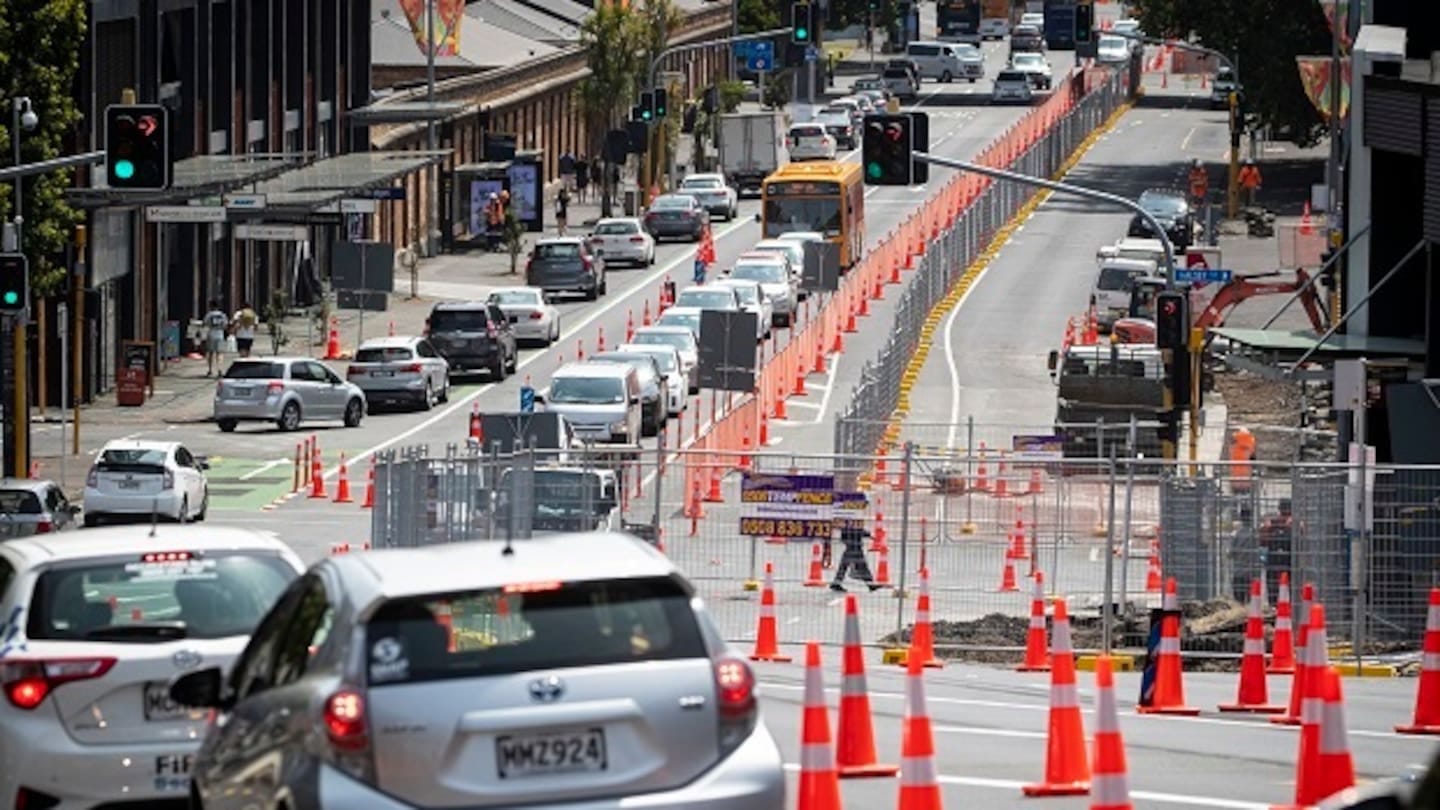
left=528, top=675, right=564, bottom=703
left=172, top=649, right=204, bottom=671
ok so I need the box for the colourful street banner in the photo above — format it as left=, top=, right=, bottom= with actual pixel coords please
left=1316, top=0, right=1362, bottom=55
left=1296, top=56, right=1351, bottom=123
left=396, top=0, right=465, bottom=58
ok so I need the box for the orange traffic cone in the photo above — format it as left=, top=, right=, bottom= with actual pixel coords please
left=870, top=511, right=889, bottom=552
left=626, top=311, right=635, bottom=342
left=1219, top=579, right=1283, bottom=713
left=324, top=317, right=341, bottom=360
left=1007, top=514, right=1029, bottom=560
left=329, top=542, right=351, bottom=555
left=804, top=544, right=827, bottom=587
left=1397, top=587, right=1440, bottom=734
left=436, top=602, right=455, bottom=652
left=798, top=642, right=843, bottom=810
left=308, top=440, right=327, bottom=499
left=1138, top=577, right=1199, bottom=715
left=361, top=458, right=376, bottom=509
left=749, top=562, right=792, bottom=663
left=1308, top=668, right=1356, bottom=803
left=1090, top=655, right=1133, bottom=810
left=642, top=300, right=653, bottom=326
left=998, top=554, right=1018, bottom=592
left=1278, top=605, right=1342, bottom=809
left=901, top=568, right=943, bottom=669
left=1023, top=597, right=1090, bottom=796
left=1273, top=583, right=1316, bottom=726
left=1269, top=573, right=1296, bottom=674
left=1300, top=200, right=1314, bottom=235
left=974, top=447, right=990, bottom=491
left=874, top=546, right=891, bottom=586
left=1018, top=571, right=1050, bottom=672
left=332, top=452, right=354, bottom=503
left=897, top=653, right=943, bottom=810
left=1027, top=467, right=1043, bottom=495
left=596, top=327, right=606, bottom=353
left=387, top=320, right=395, bottom=337
left=1144, top=542, right=1162, bottom=593
left=469, top=403, right=483, bottom=442
left=837, top=595, right=899, bottom=778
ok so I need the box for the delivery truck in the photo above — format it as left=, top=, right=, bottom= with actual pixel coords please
left=718, top=111, right=786, bottom=198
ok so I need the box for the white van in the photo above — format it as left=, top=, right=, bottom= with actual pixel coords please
left=1091, top=257, right=1160, bottom=329
left=1096, top=237, right=1168, bottom=266
left=539, top=361, right=644, bottom=444
left=904, top=41, right=978, bottom=83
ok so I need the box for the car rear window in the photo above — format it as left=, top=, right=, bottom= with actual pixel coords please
left=224, top=361, right=284, bottom=380
left=632, top=349, right=676, bottom=373
left=1097, top=266, right=1150, bottom=291
left=364, top=576, right=706, bottom=684
left=634, top=332, right=694, bottom=353
left=651, top=196, right=693, bottom=210
left=490, top=290, right=542, bottom=306
left=594, top=221, right=638, bottom=235
left=676, top=289, right=736, bottom=309
left=96, top=448, right=169, bottom=473
left=27, top=551, right=296, bottom=641
left=682, top=178, right=721, bottom=190
left=355, top=347, right=413, bottom=363
left=535, top=242, right=582, bottom=259
left=883, top=68, right=910, bottom=79
left=550, top=375, right=625, bottom=404
left=791, top=125, right=823, bottom=137
left=430, top=309, right=490, bottom=331
left=997, top=71, right=1028, bottom=82
left=0, top=489, right=42, bottom=515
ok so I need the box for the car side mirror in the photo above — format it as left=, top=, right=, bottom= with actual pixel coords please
left=630, top=396, right=641, bottom=406
left=170, top=666, right=228, bottom=710
left=196, top=457, right=211, bottom=470
left=533, top=392, right=546, bottom=405
left=1047, top=350, right=1059, bottom=372
left=67, top=504, right=83, bottom=516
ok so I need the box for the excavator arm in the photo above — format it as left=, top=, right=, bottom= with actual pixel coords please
left=1192, top=269, right=1328, bottom=333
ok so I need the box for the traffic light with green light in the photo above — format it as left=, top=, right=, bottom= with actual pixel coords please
left=0, top=254, right=29, bottom=315
left=791, top=3, right=814, bottom=44
left=1074, top=2, right=1094, bottom=44
left=862, top=114, right=913, bottom=186
left=105, top=104, right=170, bottom=190
left=654, top=88, right=668, bottom=119
left=638, top=92, right=655, bottom=123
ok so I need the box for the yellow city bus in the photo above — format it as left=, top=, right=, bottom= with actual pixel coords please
left=760, top=161, right=865, bottom=269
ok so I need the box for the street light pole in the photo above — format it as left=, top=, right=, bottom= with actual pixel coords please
left=425, top=1, right=440, bottom=257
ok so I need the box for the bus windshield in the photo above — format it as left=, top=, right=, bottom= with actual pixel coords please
left=763, top=196, right=841, bottom=237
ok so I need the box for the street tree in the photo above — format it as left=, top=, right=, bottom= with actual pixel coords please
left=578, top=1, right=646, bottom=217
left=1130, top=0, right=1334, bottom=146
left=0, top=0, right=85, bottom=295
left=736, top=0, right=780, bottom=35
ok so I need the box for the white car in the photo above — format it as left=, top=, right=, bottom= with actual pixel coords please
left=346, top=335, right=451, bottom=411
left=0, top=526, right=304, bottom=808
left=979, top=15, right=1010, bottom=39
left=633, top=325, right=700, bottom=394
left=751, top=239, right=808, bottom=293
left=714, top=278, right=774, bottom=341
left=1020, top=11, right=1044, bottom=28
left=786, top=123, right=837, bottom=161
left=726, top=252, right=798, bottom=326
left=587, top=217, right=656, bottom=267
left=83, top=440, right=211, bottom=526
left=992, top=69, right=1035, bottom=104
left=487, top=285, right=561, bottom=345
left=617, top=343, right=688, bottom=415
left=674, top=285, right=742, bottom=314
left=677, top=173, right=739, bottom=221
left=814, top=107, right=858, bottom=150
left=1010, top=52, right=1053, bottom=89
left=1111, top=18, right=1142, bottom=49
left=1096, top=35, right=1131, bottom=65
left=656, top=305, right=704, bottom=339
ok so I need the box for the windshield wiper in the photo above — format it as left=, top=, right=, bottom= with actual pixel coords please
left=84, top=623, right=188, bottom=641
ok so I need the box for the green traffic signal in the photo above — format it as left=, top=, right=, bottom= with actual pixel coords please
left=866, top=162, right=883, bottom=180
left=1, top=291, right=15, bottom=306
left=791, top=2, right=812, bottom=43
left=114, top=159, right=135, bottom=180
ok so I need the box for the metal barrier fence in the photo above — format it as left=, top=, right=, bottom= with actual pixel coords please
left=368, top=443, right=1440, bottom=659
left=833, top=67, right=1132, bottom=464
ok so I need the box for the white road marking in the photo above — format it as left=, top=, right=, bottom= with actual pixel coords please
left=778, top=765, right=1269, bottom=809
left=942, top=237, right=1008, bottom=447
left=810, top=349, right=842, bottom=425
left=239, top=458, right=292, bottom=481
left=1180, top=126, right=1197, bottom=152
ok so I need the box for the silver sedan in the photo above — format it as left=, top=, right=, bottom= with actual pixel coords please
left=488, top=286, right=561, bottom=345
left=346, top=336, right=451, bottom=411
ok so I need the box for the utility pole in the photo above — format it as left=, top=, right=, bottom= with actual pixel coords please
left=425, top=0, right=440, bottom=257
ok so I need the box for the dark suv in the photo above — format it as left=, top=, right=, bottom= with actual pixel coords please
left=526, top=237, right=608, bottom=300
left=1127, top=188, right=1196, bottom=249
left=425, top=301, right=518, bottom=379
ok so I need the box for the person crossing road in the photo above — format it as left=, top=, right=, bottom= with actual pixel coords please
left=830, top=525, right=884, bottom=593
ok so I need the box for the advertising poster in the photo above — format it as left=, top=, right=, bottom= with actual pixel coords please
left=507, top=162, right=539, bottom=223
left=470, top=179, right=504, bottom=235
left=738, top=472, right=836, bottom=539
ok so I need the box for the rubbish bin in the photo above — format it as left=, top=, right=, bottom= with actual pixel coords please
left=624, top=190, right=638, bottom=217
left=117, top=368, right=147, bottom=407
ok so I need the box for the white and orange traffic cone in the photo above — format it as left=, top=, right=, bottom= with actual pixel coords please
left=900, top=568, right=943, bottom=669
left=308, top=439, right=327, bottom=499
left=798, top=642, right=843, bottom=810
left=749, top=562, right=792, bottom=663
left=1144, top=542, right=1162, bottom=593
left=1268, top=572, right=1297, bottom=674
left=1218, top=578, right=1283, bottom=713
left=836, top=595, right=898, bottom=778
left=1138, top=577, right=1199, bottom=716
left=870, top=511, right=889, bottom=552
left=1277, top=605, right=1345, bottom=809
left=874, top=546, right=892, bottom=586
left=1273, top=582, right=1315, bottom=726
left=998, top=554, right=1018, bottom=592
left=1023, top=597, right=1090, bottom=796
left=361, top=458, right=376, bottom=509
left=469, top=403, right=483, bottom=442
left=897, top=654, right=943, bottom=810
left=1310, top=668, right=1356, bottom=802
left=1397, top=586, right=1440, bottom=734
left=804, top=543, right=827, bottom=587
left=1090, top=655, right=1133, bottom=810
left=332, top=453, right=354, bottom=504
left=1018, top=571, right=1050, bottom=672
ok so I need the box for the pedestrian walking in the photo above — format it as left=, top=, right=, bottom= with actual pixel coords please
left=830, top=525, right=884, bottom=592
left=575, top=155, right=591, bottom=203
left=555, top=186, right=571, bottom=236
left=559, top=151, right=576, bottom=192
left=231, top=301, right=258, bottom=358
left=202, top=300, right=229, bottom=376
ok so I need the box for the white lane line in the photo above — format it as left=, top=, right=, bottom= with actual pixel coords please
left=319, top=216, right=756, bottom=476
left=238, top=458, right=292, bottom=481
left=1180, top=126, right=1197, bottom=152
left=810, top=349, right=842, bottom=425
left=779, top=765, right=1269, bottom=809
left=942, top=234, right=1007, bottom=447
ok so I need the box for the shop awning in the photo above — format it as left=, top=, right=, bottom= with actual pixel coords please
left=66, top=154, right=298, bottom=209
left=246, top=149, right=450, bottom=215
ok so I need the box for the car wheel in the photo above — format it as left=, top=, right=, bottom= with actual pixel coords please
left=421, top=381, right=434, bottom=411
left=177, top=497, right=189, bottom=523
left=507, top=348, right=518, bottom=373
left=648, top=249, right=656, bottom=266
left=490, top=353, right=507, bottom=379
left=553, top=322, right=562, bottom=343
left=599, top=274, right=608, bottom=296
left=969, top=77, right=977, bottom=84
left=85, top=513, right=104, bottom=528
left=344, top=398, right=365, bottom=427
left=195, top=491, right=208, bottom=522
left=941, top=71, right=952, bottom=83
left=438, top=378, right=450, bottom=403
left=217, top=418, right=238, bottom=433
left=584, top=285, right=598, bottom=302
left=278, top=401, right=302, bottom=432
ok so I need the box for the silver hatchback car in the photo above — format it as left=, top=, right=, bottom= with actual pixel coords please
left=171, top=534, right=785, bottom=810
left=346, top=336, right=451, bottom=411
left=213, top=357, right=367, bottom=432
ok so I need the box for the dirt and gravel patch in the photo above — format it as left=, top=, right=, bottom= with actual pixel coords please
left=1212, top=369, right=1335, bottom=462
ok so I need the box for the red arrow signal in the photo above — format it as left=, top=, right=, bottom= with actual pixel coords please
left=137, top=115, right=158, bottom=137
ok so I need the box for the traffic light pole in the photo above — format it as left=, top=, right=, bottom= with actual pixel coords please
left=646, top=28, right=793, bottom=93
left=914, top=152, right=1179, bottom=284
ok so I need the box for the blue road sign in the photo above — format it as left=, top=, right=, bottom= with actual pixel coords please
left=1173, top=268, right=1233, bottom=284
left=805, top=45, right=819, bottom=62
left=520, top=385, right=536, bottom=413
left=733, top=41, right=755, bottom=59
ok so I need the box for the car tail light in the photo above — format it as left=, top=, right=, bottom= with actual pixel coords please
left=487, top=324, right=499, bottom=339
left=629, top=236, right=645, bottom=243
left=266, top=381, right=285, bottom=397
left=582, top=257, right=595, bottom=274
left=2, top=658, right=117, bottom=710
left=325, top=689, right=370, bottom=751
left=14, top=786, right=61, bottom=809
left=86, top=467, right=97, bottom=488
left=34, top=521, right=52, bottom=535
left=401, top=363, right=423, bottom=373
left=528, top=311, right=544, bottom=320
left=713, top=656, right=758, bottom=753
left=162, top=470, right=174, bottom=490
left=346, top=366, right=362, bottom=377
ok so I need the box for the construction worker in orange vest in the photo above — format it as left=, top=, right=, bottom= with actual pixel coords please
left=1238, top=158, right=1262, bottom=207
left=1187, top=158, right=1209, bottom=206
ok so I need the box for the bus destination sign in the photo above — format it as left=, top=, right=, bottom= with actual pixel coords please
left=767, top=181, right=841, bottom=196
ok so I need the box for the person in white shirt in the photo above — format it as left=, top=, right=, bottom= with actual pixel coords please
left=202, top=300, right=229, bottom=376
left=231, top=302, right=258, bottom=358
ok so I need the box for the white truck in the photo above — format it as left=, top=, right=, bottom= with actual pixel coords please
left=718, top=111, right=786, bottom=198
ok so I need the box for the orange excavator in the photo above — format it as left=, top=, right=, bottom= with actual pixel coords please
left=1114, top=268, right=1329, bottom=344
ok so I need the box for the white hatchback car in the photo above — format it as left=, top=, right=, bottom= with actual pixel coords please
left=0, top=526, right=304, bottom=808
left=346, top=335, right=451, bottom=411
left=786, top=123, right=837, bottom=161
left=992, top=69, right=1035, bottom=104
left=587, top=217, right=656, bottom=267
left=488, top=286, right=562, bottom=345
left=83, top=440, right=211, bottom=526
